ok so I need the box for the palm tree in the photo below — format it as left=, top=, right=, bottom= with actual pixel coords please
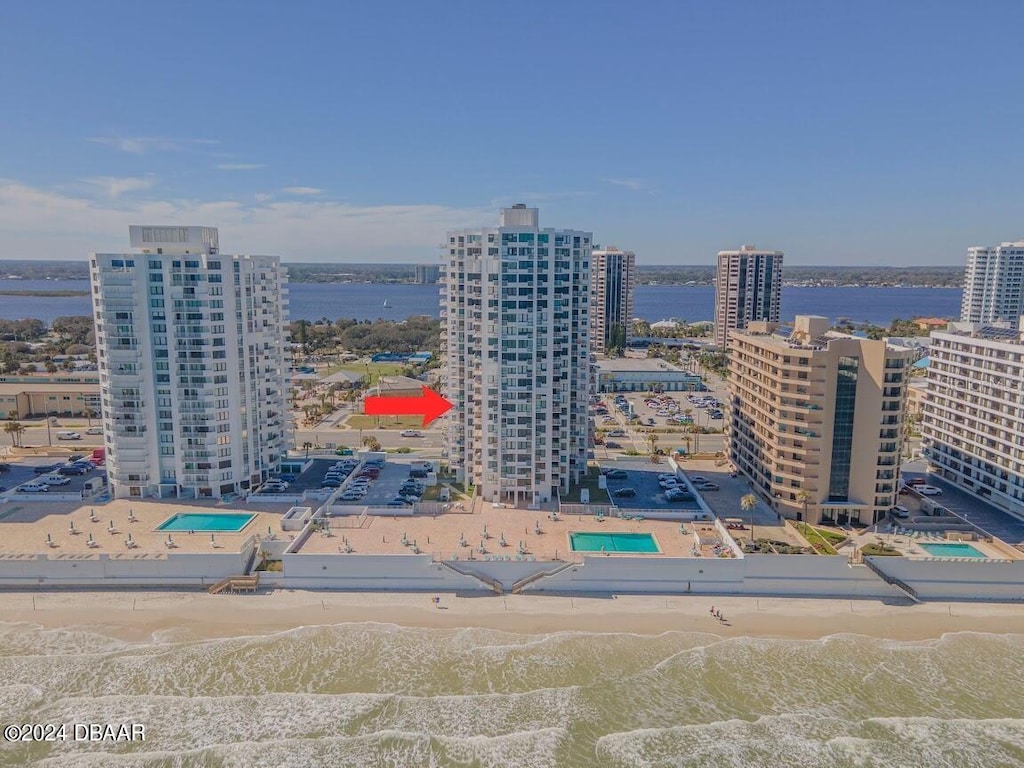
left=741, top=493, right=758, bottom=541
left=362, top=435, right=381, bottom=452
left=4, top=420, right=25, bottom=448
left=795, top=489, right=811, bottom=523
left=83, top=407, right=96, bottom=427
left=646, top=432, right=660, bottom=463
left=689, top=422, right=701, bottom=455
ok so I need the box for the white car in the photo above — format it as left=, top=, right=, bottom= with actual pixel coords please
left=400, top=430, right=422, bottom=437
left=917, top=485, right=942, bottom=496
left=891, top=505, right=910, bottom=518
left=85, top=426, right=104, bottom=435
left=20, top=483, right=49, bottom=493
left=56, top=431, right=82, bottom=441
left=658, top=479, right=679, bottom=489
left=39, top=475, right=71, bottom=486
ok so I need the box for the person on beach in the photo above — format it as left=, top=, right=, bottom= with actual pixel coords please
left=710, top=605, right=715, bottom=616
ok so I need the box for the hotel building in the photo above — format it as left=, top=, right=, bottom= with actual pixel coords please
left=90, top=226, right=290, bottom=499
left=714, top=245, right=783, bottom=349
left=591, top=246, right=636, bottom=353
left=727, top=315, right=913, bottom=525
left=921, top=319, right=1024, bottom=519
left=441, top=205, right=591, bottom=504
left=960, top=241, right=1024, bottom=324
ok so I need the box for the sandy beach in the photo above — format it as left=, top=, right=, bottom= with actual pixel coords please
left=3, top=589, right=1024, bottom=643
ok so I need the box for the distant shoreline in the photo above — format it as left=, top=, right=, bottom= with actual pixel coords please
left=0, top=289, right=90, bottom=297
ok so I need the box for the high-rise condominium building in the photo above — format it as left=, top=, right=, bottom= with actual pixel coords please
left=727, top=315, right=913, bottom=525
left=591, top=246, right=636, bottom=353
left=91, top=226, right=289, bottom=499
left=921, top=319, right=1024, bottom=519
left=414, top=264, right=440, bottom=284
left=714, top=245, right=783, bottom=349
left=960, top=241, right=1024, bottom=323
left=441, top=205, right=591, bottom=504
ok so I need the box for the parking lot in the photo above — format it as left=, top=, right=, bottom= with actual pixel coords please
left=2, top=456, right=106, bottom=499
left=903, top=464, right=1024, bottom=544
left=599, top=459, right=702, bottom=511
left=332, top=460, right=427, bottom=507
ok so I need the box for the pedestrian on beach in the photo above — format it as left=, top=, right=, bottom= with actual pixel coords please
left=710, top=605, right=715, bottom=616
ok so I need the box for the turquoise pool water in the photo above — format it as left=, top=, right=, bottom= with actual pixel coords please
left=570, top=532, right=659, bottom=553
left=156, top=513, right=256, bottom=533
left=918, top=542, right=986, bottom=559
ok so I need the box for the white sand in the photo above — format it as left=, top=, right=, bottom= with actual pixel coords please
left=3, top=589, right=1024, bottom=643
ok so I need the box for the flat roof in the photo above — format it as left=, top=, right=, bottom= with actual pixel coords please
left=0, top=383, right=101, bottom=395
left=597, top=359, right=689, bottom=373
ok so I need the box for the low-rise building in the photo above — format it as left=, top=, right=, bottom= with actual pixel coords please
left=0, top=374, right=101, bottom=419
left=596, top=358, right=703, bottom=392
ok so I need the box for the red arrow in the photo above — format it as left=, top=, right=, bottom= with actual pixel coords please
left=363, top=385, right=454, bottom=427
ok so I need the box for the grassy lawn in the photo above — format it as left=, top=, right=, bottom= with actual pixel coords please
left=794, top=522, right=840, bottom=555
left=813, top=526, right=847, bottom=546
left=345, top=414, right=425, bottom=429
left=325, top=361, right=410, bottom=386
left=561, top=464, right=609, bottom=504
left=860, top=543, right=902, bottom=557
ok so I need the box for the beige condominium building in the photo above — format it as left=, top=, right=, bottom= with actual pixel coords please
left=922, top=319, right=1024, bottom=519
left=714, top=245, right=783, bottom=349
left=727, top=315, right=914, bottom=525
left=591, top=246, right=635, bottom=353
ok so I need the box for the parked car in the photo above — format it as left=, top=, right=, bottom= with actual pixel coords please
left=400, top=430, right=423, bottom=437
left=56, top=431, right=82, bottom=440
left=85, top=426, right=104, bottom=435
left=339, top=491, right=365, bottom=501
left=321, top=480, right=342, bottom=488
left=917, top=485, right=942, bottom=496
left=659, top=479, right=679, bottom=489
left=665, top=488, right=694, bottom=501
left=608, top=430, right=626, bottom=437
left=612, top=487, right=637, bottom=498
left=387, top=498, right=412, bottom=507
left=604, top=441, right=621, bottom=449
left=33, top=463, right=63, bottom=474
left=58, top=465, right=88, bottom=476
left=39, top=474, right=71, bottom=486
left=697, top=482, right=720, bottom=491
left=409, top=470, right=428, bottom=479
left=908, top=478, right=928, bottom=486
left=891, top=505, right=910, bottom=518
left=605, top=469, right=628, bottom=480
left=20, top=483, right=49, bottom=493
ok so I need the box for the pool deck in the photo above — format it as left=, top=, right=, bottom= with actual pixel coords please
left=297, top=500, right=732, bottom=560
left=0, top=499, right=281, bottom=557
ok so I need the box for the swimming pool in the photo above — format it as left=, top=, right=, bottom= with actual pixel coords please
left=156, top=513, right=256, bottom=533
left=570, top=532, right=659, bottom=553
left=918, top=542, right=986, bottom=559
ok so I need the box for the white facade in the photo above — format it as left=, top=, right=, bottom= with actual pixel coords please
left=714, top=245, right=783, bottom=349
left=922, top=319, right=1024, bottom=520
left=441, top=206, right=591, bottom=503
left=591, top=246, right=636, bottom=353
left=960, top=241, right=1024, bottom=323
left=91, top=226, right=290, bottom=499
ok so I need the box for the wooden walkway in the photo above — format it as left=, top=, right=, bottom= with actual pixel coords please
left=208, top=573, right=260, bottom=594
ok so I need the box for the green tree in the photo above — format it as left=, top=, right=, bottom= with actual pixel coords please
left=4, top=420, right=26, bottom=447
left=741, top=493, right=759, bottom=539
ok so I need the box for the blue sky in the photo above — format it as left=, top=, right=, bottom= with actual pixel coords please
left=2, top=1, right=1023, bottom=264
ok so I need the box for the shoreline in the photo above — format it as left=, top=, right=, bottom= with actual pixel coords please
left=3, top=590, right=1024, bottom=644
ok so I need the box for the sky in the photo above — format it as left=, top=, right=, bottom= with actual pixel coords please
left=1, top=1, right=1023, bottom=265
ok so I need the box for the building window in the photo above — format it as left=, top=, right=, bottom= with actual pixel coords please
left=827, top=356, right=858, bottom=502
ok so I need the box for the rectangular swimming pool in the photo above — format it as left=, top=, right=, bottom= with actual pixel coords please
left=570, top=532, right=659, bottom=553
left=156, top=513, right=256, bottom=533
left=918, top=542, right=986, bottom=559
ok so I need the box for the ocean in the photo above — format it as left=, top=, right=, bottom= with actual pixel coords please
left=1, top=622, right=1021, bottom=767
left=0, top=280, right=963, bottom=327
